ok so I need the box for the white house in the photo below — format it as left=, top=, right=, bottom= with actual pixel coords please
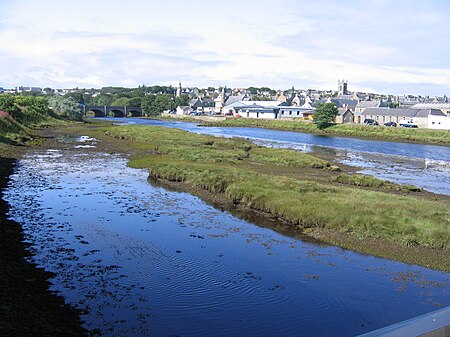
left=427, top=110, right=450, bottom=129
left=176, top=106, right=192, bottom=115
left=225, top=100, right=282, bottom=118
left=238, top=107, right=278, bottom=119
left=278, top=106, right=314, bottom=119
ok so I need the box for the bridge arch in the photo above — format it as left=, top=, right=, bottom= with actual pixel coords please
left=86, top=109, right=106, bottom=117
left=107, top=109, right=126, bottom=118
left=127, top=109, right=142, bottom=117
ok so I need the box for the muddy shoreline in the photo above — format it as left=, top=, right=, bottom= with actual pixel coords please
left=0, top=156, right=88, bottom=336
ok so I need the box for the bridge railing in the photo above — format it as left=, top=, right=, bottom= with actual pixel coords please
left=357, top=306, right=450, bottom=337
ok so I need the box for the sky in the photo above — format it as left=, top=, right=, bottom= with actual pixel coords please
left=1, top=0, right=450, bottom=95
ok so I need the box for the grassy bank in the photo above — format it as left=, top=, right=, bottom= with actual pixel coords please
left=101, top=124, right=450, bottom=270
left=204, top=117, right=450, bottom=145
left=0, top=95, right=66, bottom=151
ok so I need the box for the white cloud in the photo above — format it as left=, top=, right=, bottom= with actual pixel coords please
left=0, top=0, right=449, bottom=95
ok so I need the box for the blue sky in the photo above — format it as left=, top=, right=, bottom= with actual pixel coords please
left=1, top=0, right=449, bottom=95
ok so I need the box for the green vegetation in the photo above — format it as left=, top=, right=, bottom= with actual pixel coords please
left=333, top=173, right=423, bottom=192
left=0, top=94, right=65, bottom=146
left=48, top=95, right=83, bottom=120
left=313, top=102, right=339, bottom=129
left=207, top=118, right=450, bottom=145
left=103, top=125, right=449, bottom=254
left=56, top=85, right=190, bottom=115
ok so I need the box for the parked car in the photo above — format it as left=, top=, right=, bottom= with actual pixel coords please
left=399, top=122, right=418, bottom=128
left=384, top=122, right=397, bottom=127
left=364, top=118, right=379, bottom=126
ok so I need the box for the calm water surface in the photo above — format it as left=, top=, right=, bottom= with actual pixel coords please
left=4, top=136, right=449, bottom=336
left=100, top=117, right=450, bottom=195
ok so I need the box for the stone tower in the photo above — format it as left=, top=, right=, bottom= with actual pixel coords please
left=176, top=81, right=182, bottom=97
left=338, top=80, right=348, bottom=96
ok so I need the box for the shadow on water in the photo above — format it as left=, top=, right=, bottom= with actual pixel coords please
left=147, top=176, right=325, bottom=246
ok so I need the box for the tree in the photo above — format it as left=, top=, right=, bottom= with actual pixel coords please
left=48, top=95, right=83, bottom=120
left=111, top=97, right=131, bottom=106
left=174, top=95, right=189, bottom=107
left=93, top=94, right=114, bottom=106
left=141, top=94, right=173, bottom=116
left=389, top=102, right=399, bottom=109
left=141, top=95, right=156, bottom=116
left=313, top=102, right=338, bottom=129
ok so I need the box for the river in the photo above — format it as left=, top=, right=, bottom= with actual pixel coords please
left=3, top=135, right=449, bottom=336
left=99, top=117, right=450, bottom=196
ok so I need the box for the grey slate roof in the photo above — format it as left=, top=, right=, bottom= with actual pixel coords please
left=357, top=108, right=445, bottom=118
left=356, top=100, right=387, bottom=109
left=225, top=94, right=247, bottom=106
left=330, top=99, right=358, bottom=109
left=411, top=102, right=450, bottom=109
left=337, top=108, right=354, bottom=116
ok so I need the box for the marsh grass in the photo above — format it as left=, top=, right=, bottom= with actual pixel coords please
left=109, top=124, right=449, bottom=251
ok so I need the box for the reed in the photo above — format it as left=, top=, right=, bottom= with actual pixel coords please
left=107, top=124, right=449, bottom=251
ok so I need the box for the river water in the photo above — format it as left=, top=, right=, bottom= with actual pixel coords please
left=4, top=136, right=449, bottom=336
left=99, top=117, right=450, bottom=195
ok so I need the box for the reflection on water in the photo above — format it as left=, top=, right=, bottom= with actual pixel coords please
left=100, top=117, right=450, bottom=195
left=4, top=139, right=449, bottom=337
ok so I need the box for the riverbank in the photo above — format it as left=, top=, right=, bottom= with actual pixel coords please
left=159, top=114, right=450, bottom=146
left=0, top=106, right=88, bottom=335
left=54, top=121, right=449, bottom=272
left=0, top=154, right=88, bottom=336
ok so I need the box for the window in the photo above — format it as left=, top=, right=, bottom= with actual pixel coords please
left=289, top=111, right=292, bottom=115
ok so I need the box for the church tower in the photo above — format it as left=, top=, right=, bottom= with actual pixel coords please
left=338, top=80, right=348, bottom=96
left=176, top=81, right=182, bottom=97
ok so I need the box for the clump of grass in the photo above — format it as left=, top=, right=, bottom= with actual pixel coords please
left=334, top=173, right=424, bottom=192
left=249, top=147, right=329, bottom=168
left=333, top=174, right=386, bottom=188
left=109, top=124, right=449, bottom=251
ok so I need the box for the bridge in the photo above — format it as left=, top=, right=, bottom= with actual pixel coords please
left=81, top=105, right=143, bottom=117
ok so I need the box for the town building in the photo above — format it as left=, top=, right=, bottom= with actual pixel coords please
left=355, top=107, right=450, bottom=129
left=355, top=100, right=390, bottom=113
left=335, top=108, right=355, bottom=124
left=278, top=106, right=314, bottom=119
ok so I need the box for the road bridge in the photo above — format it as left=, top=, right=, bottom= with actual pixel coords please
left=82, top=105, right=143, bottom=117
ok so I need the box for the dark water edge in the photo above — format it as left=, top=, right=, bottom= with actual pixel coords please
left=0, top=156, right=88, bottom=337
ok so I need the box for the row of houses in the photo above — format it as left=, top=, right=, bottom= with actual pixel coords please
left=175, top=96, right=450, bottom=130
